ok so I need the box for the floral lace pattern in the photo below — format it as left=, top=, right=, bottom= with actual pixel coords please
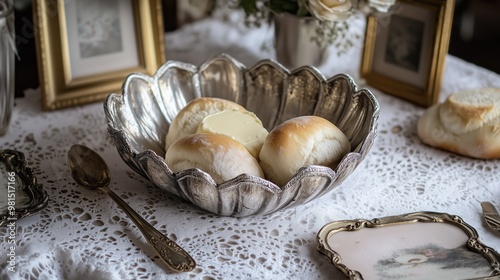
left=1, top=16, right=500, bottom=280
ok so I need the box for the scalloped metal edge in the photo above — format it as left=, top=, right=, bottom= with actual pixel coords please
left=104, top=53, right=380, bottom=216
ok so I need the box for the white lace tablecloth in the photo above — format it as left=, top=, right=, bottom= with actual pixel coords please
left=1, top=15, right=500, bottom=280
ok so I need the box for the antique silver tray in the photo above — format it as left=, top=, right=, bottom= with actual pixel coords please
left=317, top=212, right=500, bottom=279
left=104, top=53, right=379, bottom=217
left=0, top=150, right=48, bottom=226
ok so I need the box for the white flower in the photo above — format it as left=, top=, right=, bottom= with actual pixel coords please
left=307, top=0, right=353, bottom=21
left=366, top=0, right=397, bottom=12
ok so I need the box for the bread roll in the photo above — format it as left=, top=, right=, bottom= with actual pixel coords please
left=439, top=88, right=500, bottom=134
left=165, top=98, right=246, bottom=150
left=197, top=109, right=269, bottom=158
left=417, top=88, right=500, bottom=159
left=165, top=133, right=264, bottom=184
left=259, top=116, right=351, bottom=187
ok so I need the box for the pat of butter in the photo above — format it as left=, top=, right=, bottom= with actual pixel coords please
left=197, top=109, right=269, bottom=158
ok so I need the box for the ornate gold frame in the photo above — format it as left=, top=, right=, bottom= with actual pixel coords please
left=33, top=0, right=165, bottom=111
left=360, top=0, right=455, bottom=107
left=317, top=212, right=500, bottom=279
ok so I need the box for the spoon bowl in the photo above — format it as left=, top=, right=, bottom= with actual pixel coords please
left=67, top=144, right=196, bottom=272
left=68, top=145, right=111, bottom=189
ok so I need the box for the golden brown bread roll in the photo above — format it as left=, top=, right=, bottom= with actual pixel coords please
left=417, top=88, right=500, bottom=159
left=259, top=116, right=351, bottom=187
left=165, top=133, right=264, bottom=184
left=165, top=97, right=246, bottom=150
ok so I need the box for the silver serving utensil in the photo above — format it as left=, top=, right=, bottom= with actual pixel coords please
left=481, top=201, right=500, bottom=232
left=67, top=144, right=196, bottom=272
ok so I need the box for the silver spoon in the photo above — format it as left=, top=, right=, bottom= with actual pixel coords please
left=67, top=144, right=196, bottom=272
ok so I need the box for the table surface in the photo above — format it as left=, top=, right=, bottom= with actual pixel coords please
left=1, top=14, right=500, bottom=280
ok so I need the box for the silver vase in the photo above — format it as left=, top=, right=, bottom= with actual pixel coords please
left=0, top=0, right=15, bottom=136
left=273, top=12, right=327, bottom=70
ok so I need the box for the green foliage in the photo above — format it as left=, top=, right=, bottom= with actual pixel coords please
left=239, top=0, right=260, bottom=15
left=267, top=0, right=299, bottom=15
left=310, top=20, right=359, bottom=55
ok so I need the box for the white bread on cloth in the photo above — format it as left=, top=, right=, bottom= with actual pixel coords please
left=165, top=97, right=246, bottom=150
left=259, top=116, right=351, bottom=187
left=417, top=88, right=500, bottom=159
left=165, top=133, right=264, bottom=184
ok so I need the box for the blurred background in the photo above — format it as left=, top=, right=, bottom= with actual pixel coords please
left=12, top=0, right=500, bottom=97
left=449, top=0, right=500, bottom=74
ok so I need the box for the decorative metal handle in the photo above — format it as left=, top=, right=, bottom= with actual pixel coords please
left=481, top=201, right=500, bottom=232
left=101, top=186, right=196, bottom=272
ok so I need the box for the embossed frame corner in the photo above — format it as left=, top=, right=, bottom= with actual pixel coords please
left=0, top=150, right=49, bottom=227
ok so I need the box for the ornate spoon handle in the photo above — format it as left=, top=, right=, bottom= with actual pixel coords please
left=101, top=186, right=196, bottom=272
left=481, top=201, right=500, bottom=232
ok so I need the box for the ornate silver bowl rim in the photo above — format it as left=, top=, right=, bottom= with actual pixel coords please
left=104, top=53, right=380, bottom=217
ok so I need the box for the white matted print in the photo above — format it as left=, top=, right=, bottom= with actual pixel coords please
left=371, top=3, right=436, bottom=89
left=64, top=0, right=139, bottom=79
left=34, top=0, right=165, bottom=111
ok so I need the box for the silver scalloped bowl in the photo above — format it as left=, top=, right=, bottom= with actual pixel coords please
left=104, top=53, right=379, bottom=217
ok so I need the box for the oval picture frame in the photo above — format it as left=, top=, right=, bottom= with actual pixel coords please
left=317, top=211, right=500, bottom=279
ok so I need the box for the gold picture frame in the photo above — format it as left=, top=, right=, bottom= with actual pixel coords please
left=317, top=212, right=500, bottom=279
left=33, top=0, right=166, bottom=111
left=360, top=0, right=455, bottom=107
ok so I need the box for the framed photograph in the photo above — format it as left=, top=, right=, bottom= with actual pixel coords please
left=317, top=212, right=500, bottom=280
left=360, top=0, right=455, bottom=107
left=33, top=0, right=166, bottom=111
